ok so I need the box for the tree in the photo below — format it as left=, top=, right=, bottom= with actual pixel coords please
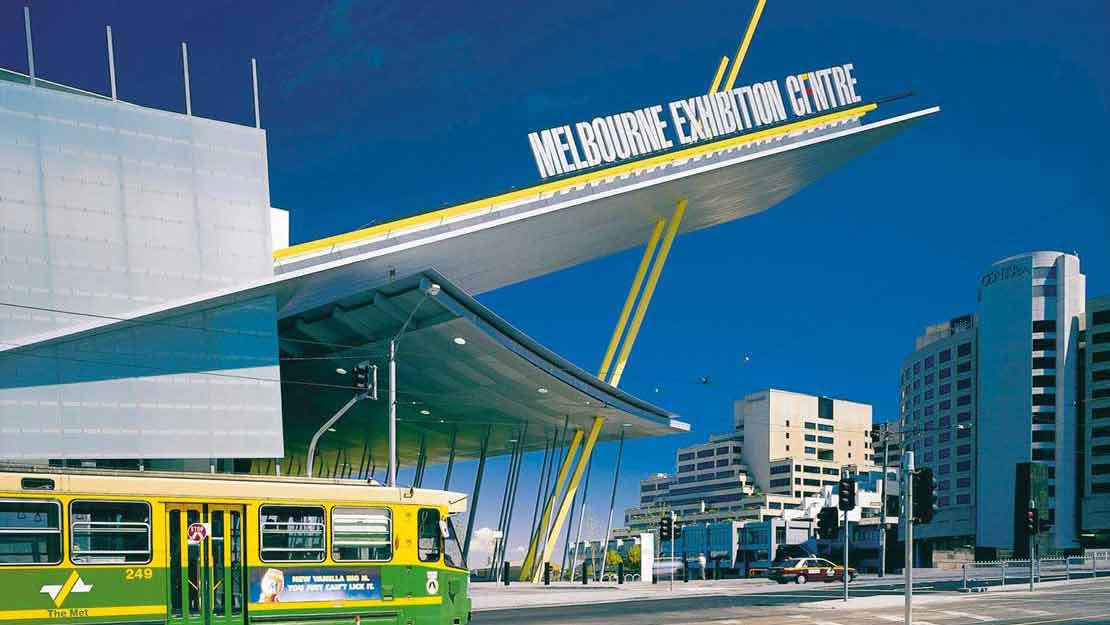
left=606, top=548, right=623, bottom=570
left=626, top=544, right=641, bottom=568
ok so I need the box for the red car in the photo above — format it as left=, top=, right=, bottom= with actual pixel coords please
left=768, top=557, right=856, bottom=584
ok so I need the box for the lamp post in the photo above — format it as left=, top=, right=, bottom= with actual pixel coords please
left=388, top=281, right=440, bottom=487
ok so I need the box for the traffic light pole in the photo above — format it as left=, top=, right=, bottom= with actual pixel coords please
left=843, top=507, right=849, bottom=602
left=670, top=511, right=675, bottom=592
left=904, top=451, right=914, bottom=625
left=1029, top=498, right=1036, bottom=592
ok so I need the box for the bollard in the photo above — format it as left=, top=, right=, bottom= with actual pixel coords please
left=1066, top=557, right=1071, bottom=580
left=652, top=570, right=658, bottom=584
left=618, top=562, right=624, bottom=584
left=962, top=563, right=967, bottom=591
left=1096, top=556, right=1100, bottom=578
left=544, top=562, right=551, bottom=586
left=582, top=562, right=588, bottom=585
left=1001, top=561, right=1006, bottom=588
left=503, top=561, right=510, bottom=586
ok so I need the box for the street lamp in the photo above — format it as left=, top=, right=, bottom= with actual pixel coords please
left=387, top=281, right=440, bottom=487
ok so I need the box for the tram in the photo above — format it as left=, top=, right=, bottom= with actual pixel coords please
left=0, top=466, right=471, bottom=625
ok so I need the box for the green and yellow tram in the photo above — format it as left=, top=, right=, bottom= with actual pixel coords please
left=0, top=466, right=471, bottom=625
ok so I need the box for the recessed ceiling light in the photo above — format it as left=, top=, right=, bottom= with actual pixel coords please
left=438, top=419, right=446, bottom=423
left=335, top=368, right=347, bottom=375
left=327, top=427, right=337, bottom=432
left=537, top=387, right=548, bottom=394
left=508, top=439, right=517, bottom=443
left=453, top=337, right=467, bottom=345
left=420, top=409, right=430, bottom=415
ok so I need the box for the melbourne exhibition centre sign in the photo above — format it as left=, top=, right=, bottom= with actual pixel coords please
left=527, top=63, right=863, bottom=180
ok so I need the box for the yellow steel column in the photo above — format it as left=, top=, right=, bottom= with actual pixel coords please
left=709, top=56, right=730, bottom=94
left=532, top=416, right=605, bottom=583
left=597, top=219, right=665, bottom=383
left=519, top=429, right=583, bottom=580
left=722, top=0, right=767, bottom=92
left=608, top=198, right=687, bottom=387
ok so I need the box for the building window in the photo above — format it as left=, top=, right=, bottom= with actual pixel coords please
left=957, top=494, right=971, bottom=504
left=805, top=447, right=816, bottom=454
left=939, top=349, right=952, bottom=363
left=938, top=480, right=950, bottom=491
left=818, top=436, right=835, bottom=445
left=697, top=449, right=715, bottom=458
left=924, top=452, right=934, bottom=462
left=925, top=356, right=935, bottom=369
left=1094, top=310, right=1110, bottom=325
left=939, top=447, right=951, bottom=459
left=1033, top=320, right=1056, bottom=333
left=697, top=461, right=715, bottom=470
left=939, top=367, right=951, bottom=379
left=957, top=461, right=971, bottom=472
left=957, top=412, right=971, bottom=422
left=818, top=424, right=834, bottom=432
left=957, top=395, right=971, bottom=406
left=957, top=477, right=971, bottom=489
left=805, top=434, right=816, bottom=442
left=1092, top=445, right=1110, bottom=457
left=925, top=389, right=935, bottom=401
left=957, top=428, right=971, bottom=439
left=1091, top=464, right=1110, bottom=475
left=939, top=415, right=951, bottom=427
left=1095, top=407, right=1110, bottom=420
left=940, top=384, right=951, bottom=396
left=938, top=496, right=951, bottom=507
left=958, top=342, right=971, bottom=357
left=957, top=445, right=971, bottom=456
left=678, top=453, right=695, bottom=461
left=805, top=422, right=817, bottom=430
left=1093, top=484, right=1110, bottom=494
left=925, top=373, right=935, bottom=385
left=938, top=464, right=951, bottom=475
left=958, top=361, right=972, bottom=373
left=1034, top=412, right=1056, bottom=425
left=71, top=501, right=152, bottom=564
left=1032, top=338, right=1056, bottom=351
left=0, top=500, right=62, bottom=565
left=957, top=378, right=972, bottom=390
left=716, top=459, right=730, bottom=467
left=1033, top=394, right=1056, bottom=406
left=914, top=362, right=921, bottom=375
left=1032, top=430, right=1056, bottom=443
left=1033, top=356, right=1056, bottom=369
left=819, top=397, right=834, bottom=420
left=770, top=465, right=792, bottom=475
left=679, top=464, right=695, bottom=473
left=1032, top=285, right=1057, bottom=298
left=1032, top=448, right=1055, bottom=461
left=770, top=478, right=791, bottom=488
left=938, top=432, right=951, bottom=443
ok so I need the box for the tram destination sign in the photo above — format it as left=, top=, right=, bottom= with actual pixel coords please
left=527, top=63, right=864, bottom=180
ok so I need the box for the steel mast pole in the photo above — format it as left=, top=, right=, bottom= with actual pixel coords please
left=388, top=338, right=398, bottom=486
left=879, top=425, right=889, bottom=577
left=844, top=506, right=849, bottom=601
left=904, top=450, right=914, bottom=625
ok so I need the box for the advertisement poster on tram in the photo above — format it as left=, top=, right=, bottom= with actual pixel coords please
left=250, top=567, right=383, bottom=603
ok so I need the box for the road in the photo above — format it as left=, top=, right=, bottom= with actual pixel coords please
left=473, top=577, right=1110, bottom=625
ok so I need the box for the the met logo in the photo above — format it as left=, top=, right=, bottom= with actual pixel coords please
left=980, top=264, right=1030, bottom=288
left=527, top=63, right=863, bottom=179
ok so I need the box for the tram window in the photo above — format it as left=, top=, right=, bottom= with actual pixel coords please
left=332, top=506, right=392, bottom=562
left=0, top=499, right=62, bottom=565
left=443, top=516, right=466, bottom=571
left=260, top=505, right=325, bottom=562
left=70, top=500, right=151, bottom=564
left=417, top=508, right=441, bottom=563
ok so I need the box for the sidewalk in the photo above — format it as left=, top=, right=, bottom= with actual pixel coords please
left=470, top=578, right=777, bottom=611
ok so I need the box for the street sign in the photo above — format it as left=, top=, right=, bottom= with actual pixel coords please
left=187, top=522, right=210, bottom=544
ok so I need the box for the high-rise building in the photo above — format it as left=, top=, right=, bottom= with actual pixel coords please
left=1082, top=296, right=1110, bottom=537
left=898, top=315, right=978, bottom=550
left=735, top=389, right=874, bottom=495
left=977, top=252, right=1086, bottom=552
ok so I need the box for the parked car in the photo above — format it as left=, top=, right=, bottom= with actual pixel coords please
left=653, top=557, right=685, bottom=578
left=768, top=557, right=856, bottom=584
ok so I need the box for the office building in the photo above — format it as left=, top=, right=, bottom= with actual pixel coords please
left=735, top=389, right=875, bottom=495
left=898, top=314, right=978, bottom=550
left=1082, top=296, right=1110, bottom=536
left=977, top=252, right=1085, bottom=552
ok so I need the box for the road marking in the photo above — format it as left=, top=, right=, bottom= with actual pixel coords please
left=814, top=622, right=845, bottom=625
left=874, top=617, right=902, bottom=622
left=938, top=611, right=996, bottom=622
left=1007, top=609, right=1052, bottom=616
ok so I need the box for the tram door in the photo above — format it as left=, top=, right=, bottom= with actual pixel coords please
left=166, top=504, right=246, bottom=625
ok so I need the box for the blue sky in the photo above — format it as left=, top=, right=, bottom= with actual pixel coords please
left=5, top=1, right=1107, bottom=563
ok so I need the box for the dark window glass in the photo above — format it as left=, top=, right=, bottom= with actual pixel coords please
left=957, top=461, right=971, bottom=472
left=1033, top=338, right=1056, bottom=351
left=957, top=477, right=971, bottom=488
left=1091, top=464, right=1110, bottom=475
left=803, top=466, right=822, bottom=474
left=914, top=362, right=921, bottom=374
left=804, top=479, right=821, bottom=486
left=417, top=508, right=441, bottom=563
left=1033, top=394, right=1056, bottom=406
left=1033, top=448, right=1055, bottom=461
left=1094, top=310, right=1110, bottom=325
left=805, top=422, right=817, bottom=430
left=939, top=447, right=951, bottom=458
left=958, top=343, right=971, bottom=357
left=957, top=412, right=971, bottom=422
left=770, top=478, right=791, bottom=488
left=939, top=415, right=951, bottom=427
left=230, top=511, right=243, bottom=615
left=957, top=428, right=971, bottom=439
left=211, top=511, right=226, bottom=616
left=818, top=424, right=834, bottom=432
left=1033, top=320, right=1056, bottom=333
left=1032, top=430, right=1056, bottom=443
left=770, top=465, right=791, bottom=475
left=925, top=373, right=935, bottom=385
left=957, top=445, right=971, bottom=456
left=938, top=496, right=951, bottom=507
left=1033, top=412, right=1056, bottom=424
left=1093, top=351, right=1110, bottom=364
left=1032, top=285, right=1058, bottom=297
left=1095, top=445, right=1110, bottom=457
left=1096, top=407, right=1110, bottom=420
left=805, top=447, right=816, bottom=454
left=818, top=436, right=834, bottom=444
left=168, top=510, right=182, bottom=615
left=957, top=378, right=972, bottom=390
left=957, top=494, right=971, bottom=504
left=70, top=500, right=151, bottom=564
left=1095, top=388, right=1110, bottom=400
left=716, top=459, right=730, bottom=467
left=443, top=516, right=465, bottom=571
left=939, top=349, right=952, bottom=363
left=1094, top=483, right=1110, bottom=494
left=940, top=368, right=951, bottom=379
left=1033, top=357, right=1056, bottom=369
left=0, top=500, right=62, bottom=564
left=679, top=464, right=695, bottom=473
left=822, top=467, right=840, bottom=475
left=940, top=384, right=951, bottom=396
left=1093, top=370, right=1110, bottom=383
left=957, top=395, right=971, bottom=406
left=958, top=362, right=972, bottom=373
left=678, top=453, right=695, bottom=461
left=697, top=449, right=714, bottom=458
left=259, top=505, right=324, bottom=562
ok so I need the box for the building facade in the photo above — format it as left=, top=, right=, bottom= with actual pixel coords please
left=1082, top=296, right=1110, bottom=536
left=735, top=388, right=874, bottom=495
left=976, top=252, right=1085, bottom=552
left=899, top=314, right=978, bottom=548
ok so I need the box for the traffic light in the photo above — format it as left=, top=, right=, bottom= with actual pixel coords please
left=673, top=523, right=683, bottom=540
left=1026, top=506, right=1040, bottom=536
left=838, top=477, right=857, bottom=511
left=912, top=468, right=936, bottom=524
left=817, top=506, right=839, bottom=539
left=659, top=515, right=673, bottom=541
left=352, top=362, right=371, bottom=391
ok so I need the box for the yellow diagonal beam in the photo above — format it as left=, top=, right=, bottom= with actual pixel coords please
left=608, top=198, right=687, bottom=387
left=532, top=416, right=605, bottom=583
left=709, top=56, right=730, bottom=94
left=597, top=219, right=665, bottom=383
left=722, top=0, right=767, bottom=92
left=519, top=429, right=584, bottom=580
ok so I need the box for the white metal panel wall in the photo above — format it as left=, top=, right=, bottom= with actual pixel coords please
left=0, top=79, right=273, bottom=346
left=0, top=295, right=283, bottom=459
